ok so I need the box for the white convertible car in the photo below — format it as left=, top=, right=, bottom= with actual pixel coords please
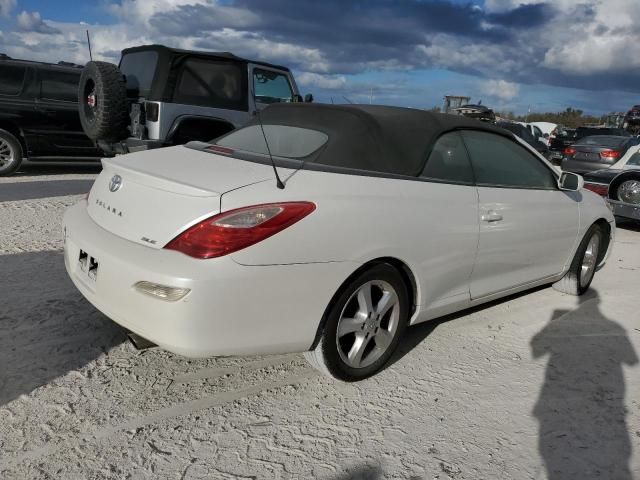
left=63, top=104, right=615, bottom=381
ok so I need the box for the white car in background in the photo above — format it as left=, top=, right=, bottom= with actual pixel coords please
left=63, top=104, right=615, bottom=381
left=531, top=121, right=560, bottom=145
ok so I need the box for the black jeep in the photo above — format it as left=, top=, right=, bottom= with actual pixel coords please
left=0, top=54, right=102, bottom=176
left=78, top=45, right=309, bottom=155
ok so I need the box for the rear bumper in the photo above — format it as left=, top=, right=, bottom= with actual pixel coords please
left=609, top=199, right=640, bottom=221
left=63, top=201, right=355, bottom=357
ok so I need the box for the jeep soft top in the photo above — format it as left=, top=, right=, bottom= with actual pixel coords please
left=78, top=44, right=309, bottom=155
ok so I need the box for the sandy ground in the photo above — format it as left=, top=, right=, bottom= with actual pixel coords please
left=1, top=166, right=639, bottom=479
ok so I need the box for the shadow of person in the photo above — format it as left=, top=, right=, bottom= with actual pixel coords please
left=531, top=290, right=638, bottom=479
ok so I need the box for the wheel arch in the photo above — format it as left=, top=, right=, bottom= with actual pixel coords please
left=0, top=121, right=26, bottom=156
left=308, top=256, right=419, bottom=350
left=593, top=218, right=612, bottom=268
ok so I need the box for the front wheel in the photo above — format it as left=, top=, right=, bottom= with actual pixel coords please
left=552, top=224, right=603, bottom=296
left=305, top=263, right=409, bottom=381
left=0, top=129, right=23, bottom=176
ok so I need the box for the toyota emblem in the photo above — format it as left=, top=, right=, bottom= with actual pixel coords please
left=109, top=175, right=123, bottom=192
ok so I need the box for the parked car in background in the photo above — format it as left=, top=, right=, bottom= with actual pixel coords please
left=548, top=127, right=576, bottom=165
left=561, top=135, right=639, bottom=174
left=496, top=121, right=549, bottom=157
left=78, top=44, right=309, bottom=156
left=623, top=105, right=640, bottom=134
left=583, top=145, right=640, bottom=222
left=516, top=122, right=546, bottom=145
left=452, top=104, right=496, bottom=122
left=63, top=104, right=614, bottom=381
left=0, top=54, right=102, bottom=176
left=529, top=121, right=558, bottom=145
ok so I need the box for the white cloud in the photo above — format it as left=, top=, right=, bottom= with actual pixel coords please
left=297, top=72, right=347, bottom=89
left=16, top=10, right=60, bottom=34
left=481, top=79, right=520, bottom=101
left=484, top=0, right=546, bottom=13
left=0, top=0, right=15, bottom=17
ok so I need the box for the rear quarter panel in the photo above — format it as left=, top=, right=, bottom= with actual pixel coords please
left=221, top=169, right=480, bottom=308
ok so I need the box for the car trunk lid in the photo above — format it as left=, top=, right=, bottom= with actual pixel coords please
left=87, top=145, right=273, bottom=248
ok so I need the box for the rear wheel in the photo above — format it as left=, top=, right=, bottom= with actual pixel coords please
left=0, top=129, right=23, bottom=176
left=305, top=263, right=409, bottom=381
left=552, top=224, right=603, bottom=296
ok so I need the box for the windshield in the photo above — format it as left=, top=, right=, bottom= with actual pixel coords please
left=216, top=125, right=328, bottom=159
left=119, top=51, right=158, bottom=97
left=575, top=136, right=627, bottom=148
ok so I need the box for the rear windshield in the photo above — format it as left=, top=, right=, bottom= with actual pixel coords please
left=119, top=51, right=158, bottom=97
left=575, top=136, right=627, bottom=148
left=576, top=127, right=628, bottom=138
left=216, top=125, right=328, bottom=159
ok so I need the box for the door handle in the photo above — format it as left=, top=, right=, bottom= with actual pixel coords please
left=481, top=211, right=503, bottom=222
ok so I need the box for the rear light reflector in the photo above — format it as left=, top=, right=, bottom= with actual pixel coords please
left=583, top=182, right=609, bottom=197
left=563, top=147, right=576, bottom=155
left=601, top=150, right=621, bottom=159
left=145, top=102, right=159, bottom=122
left=164, top=202, right=316, bottom=259
left=134, top=281, right=190, bottom=301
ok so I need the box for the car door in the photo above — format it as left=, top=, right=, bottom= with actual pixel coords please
left=33, top=68, right=100, bottom=157
left=418, top=131, right=479, bottom=311
left=461, top=130, right=579, bottom=300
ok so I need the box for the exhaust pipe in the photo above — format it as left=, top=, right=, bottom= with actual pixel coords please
left=127, top=332, right=157, bottom=350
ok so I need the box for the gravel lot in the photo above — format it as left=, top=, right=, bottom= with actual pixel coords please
left=1, top=166, right=639, bottom=479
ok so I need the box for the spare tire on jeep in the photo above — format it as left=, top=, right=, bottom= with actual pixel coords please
left=78, top=61, right=129, bottom=142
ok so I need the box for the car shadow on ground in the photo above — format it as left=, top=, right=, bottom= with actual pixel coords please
left=389, top=285, right=549, bottom=367
left=14, top=163, right=102, bottom=177
left=531, top=290, right=637, bottom=479
left=0, top=250, right=125, bottom=406
left=0, top=180, right=95, bottom=202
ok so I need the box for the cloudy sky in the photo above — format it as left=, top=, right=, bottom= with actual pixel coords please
left=1, top=0, right=639, bottom=115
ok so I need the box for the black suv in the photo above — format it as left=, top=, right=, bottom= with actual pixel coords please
left=0, top=54, right=102, bottom=176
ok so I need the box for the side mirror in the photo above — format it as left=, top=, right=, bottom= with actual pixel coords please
left=543, top=133, right=550, bottom=139
left=558, top=171, right=583, bottom=191
left=304, top=93, right=314, bottom=103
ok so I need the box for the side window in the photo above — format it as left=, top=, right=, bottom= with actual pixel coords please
left=40, top=71, right=80, bottom=103
left=461, top=130, right=557, bottom=189
left=421, top=131, right=474, bottom=184
left=0, top=65, right=26, bottom=96
left=626, top=151, right=640, bottom=167
left=173, top=58, right=247, bottom=111
left=253, top=69, right=293, bottom=104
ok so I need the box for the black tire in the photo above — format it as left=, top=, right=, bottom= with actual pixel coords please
left=78, top=61, right=129, bottom=142
left=305, top=263, right=409, bottom=381
left=552, top=224, right=603, bottom=296
left=0, top=128, right=23, bottom=176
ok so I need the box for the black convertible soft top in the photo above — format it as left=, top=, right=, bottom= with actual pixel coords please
left=243, top=103, right=512, bottom=176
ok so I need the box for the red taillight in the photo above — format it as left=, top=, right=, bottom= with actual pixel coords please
left=601, top=150, right=621, bottom=159
left=564, top=147, right=576, bottom=155
left=164, top=202, right=316, bottom=259
left=583, top=183, right=609, bottom=197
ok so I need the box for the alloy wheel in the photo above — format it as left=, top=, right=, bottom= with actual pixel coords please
left=0, top=137, right=15, bottom=168
left=336, top=280, right=400, bottom=369
left=618, top=180, right=640, bottom=205
left=580, top=233, right=600, bottom=286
